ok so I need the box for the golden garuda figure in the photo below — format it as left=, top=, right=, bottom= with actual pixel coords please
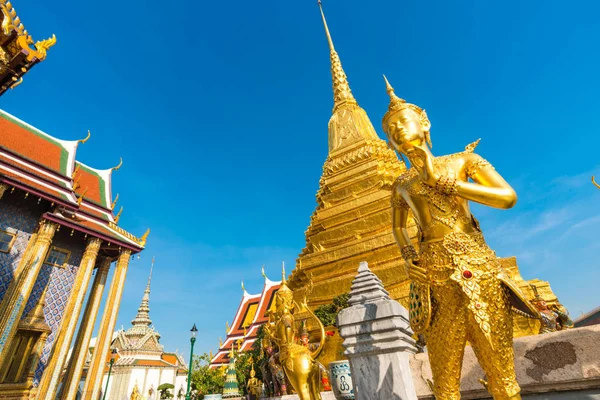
left=266, top=265, right=326, bottom=400
left=382, top=76, right=539, bottom=400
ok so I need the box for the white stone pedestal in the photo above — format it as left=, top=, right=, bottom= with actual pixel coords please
left=337, top=261, right=418, bottom=400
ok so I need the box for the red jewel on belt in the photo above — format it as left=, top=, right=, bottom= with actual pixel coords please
left=462, top=270, right=473, bottom=279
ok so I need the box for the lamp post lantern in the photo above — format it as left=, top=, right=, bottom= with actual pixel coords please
left=102, top=348, right=118, bottom=400
left=185, top=324, right=198, bottom=400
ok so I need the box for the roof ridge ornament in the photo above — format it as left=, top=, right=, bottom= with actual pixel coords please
left=111, top=157, right=123, bottom=172
left=114, top=206, right=123, bottom=223
left=592, top=176, right=600, bottom=189
left=78, top=130, right=91, bottom=145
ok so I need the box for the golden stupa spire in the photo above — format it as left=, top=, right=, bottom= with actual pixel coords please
left=318, top=0, right=357, bottom=112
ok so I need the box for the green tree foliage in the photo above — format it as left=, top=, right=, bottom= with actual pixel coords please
left=189, top=353, right=225, bottom=399
left=314, top=293, right=350, bottom=328
left=158, top=383, right=174, bottom=399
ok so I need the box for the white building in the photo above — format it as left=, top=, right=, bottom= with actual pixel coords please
left=98, top=265, right=189, bottom=400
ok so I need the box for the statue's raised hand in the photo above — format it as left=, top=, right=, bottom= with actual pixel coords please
left=411, top=146, right=439, bottom=187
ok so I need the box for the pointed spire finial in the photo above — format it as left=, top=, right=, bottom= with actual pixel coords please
left=148, top=257, right=154, bottom=287
left=241, top=279, right=246, bottom=293
left=281, top=261, right=286, bottom=285
left=318, top=0, right=356, bottom=112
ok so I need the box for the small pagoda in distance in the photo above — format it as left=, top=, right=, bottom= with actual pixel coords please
left=222, top=345, right=241, bottom=398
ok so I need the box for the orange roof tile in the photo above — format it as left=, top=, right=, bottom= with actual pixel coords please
left=73, top=162, right=110, bottom=208
left=162, top=353, right=178, bottom=365
left=0, top=110, right=73, bottom=176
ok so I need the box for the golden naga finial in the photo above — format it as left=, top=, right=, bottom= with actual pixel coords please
left=78, top=130, right=91, bottom=145
left=318, top=0, right=356, bottom=112
left=139, top=228, right=150, bottom=246
left=33, top=34, right=56, bottom=60
left=261, top=265, right=268, bottom=281
left=219, top=337, right=223, bottom=347
left=592, top=176, right=600, bottom=189
left=114, top=206, right=124, bottom=223
left=76, top=188, right=88, bottom=206
left=241, top=280, right=246, bottom=293
left=111, top=193, right=119, bottom=210
left=209, top=349, right=213, bottom=360
left=226, top=321, right=230, bottom=332
left=72, top=164, right=81, bottom=180
left=111, top=157, right=123, bottom=172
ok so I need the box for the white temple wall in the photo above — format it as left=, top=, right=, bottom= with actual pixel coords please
left=175, top=374, right=188, bottom=398
left=144, top=368, right=161, bottom=399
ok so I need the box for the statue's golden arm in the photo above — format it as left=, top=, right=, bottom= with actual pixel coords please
left=454, top=155, right=517, bottom=209
left=392, top=206, right=413, bottom=249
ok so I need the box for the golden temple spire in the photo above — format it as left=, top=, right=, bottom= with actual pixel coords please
left=281, top=261, right=287, bottom=285
left=318, top=0, right=357, bottom=113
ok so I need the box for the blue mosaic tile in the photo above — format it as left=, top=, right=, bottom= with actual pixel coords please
left=31, top=232, right=85, bottom=385
left=0, top=200, right=39, bottom=302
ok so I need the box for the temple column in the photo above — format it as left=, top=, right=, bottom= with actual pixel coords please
left=60, top=256, right=112, bottom=400
left=82, top=249, right=131, bottom=400
left=0, top=220, right=58, bottom=359
left=35, top=237, right=102, bottom=399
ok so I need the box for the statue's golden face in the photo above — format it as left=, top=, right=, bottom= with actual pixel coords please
left=386, top=108, right=428, bottom=155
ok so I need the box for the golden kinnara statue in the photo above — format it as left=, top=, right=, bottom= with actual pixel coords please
left=266, top=265, right=326, bottom=400
left=382, top=76, right=539, bottom=400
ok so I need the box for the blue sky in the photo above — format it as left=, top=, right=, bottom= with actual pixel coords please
left=2, top=0, right=600, bottom=359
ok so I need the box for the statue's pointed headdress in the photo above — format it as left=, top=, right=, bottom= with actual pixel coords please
left=381, top=75, right=431, bottom=147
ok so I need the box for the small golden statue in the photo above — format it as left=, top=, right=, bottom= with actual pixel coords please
left=265, top=265, right=326, bottom=400
left=130, top=383, right=142, bottom=400
left=382, top=76, right=539, bottom=400
left=246, top=364, right=263, bottom=398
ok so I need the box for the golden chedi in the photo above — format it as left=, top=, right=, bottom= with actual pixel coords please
left=382, top=75, right=539, bottom=400
left=289, top=1, right=565, bottom=342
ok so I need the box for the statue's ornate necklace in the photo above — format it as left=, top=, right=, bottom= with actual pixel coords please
left=398, top=155, right=469, bottom=235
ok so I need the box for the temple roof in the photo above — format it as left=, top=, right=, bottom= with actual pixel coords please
left=0, top=108, right=147, bottom=252
left=210, top=270, right=280, bottom=368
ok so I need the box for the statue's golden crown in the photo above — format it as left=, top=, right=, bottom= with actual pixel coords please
left=381, top=75, right=424, bottom=133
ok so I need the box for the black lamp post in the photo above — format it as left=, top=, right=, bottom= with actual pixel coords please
left=185, top=324, right=198, bottom=400
left=102, top=348, right=118, bottom=400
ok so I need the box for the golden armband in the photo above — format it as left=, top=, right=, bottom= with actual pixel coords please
left=401, top=245, right=418, bottom=261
